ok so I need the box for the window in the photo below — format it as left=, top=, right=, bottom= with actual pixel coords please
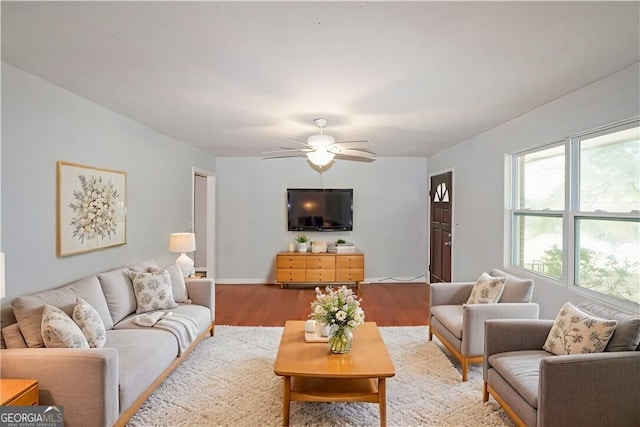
left=511, top=119, right=640, bottom=307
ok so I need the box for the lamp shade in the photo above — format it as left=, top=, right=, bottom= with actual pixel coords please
left=169, top=233, right=196, bottom=253
left=307, top=148, right=335, bottom=167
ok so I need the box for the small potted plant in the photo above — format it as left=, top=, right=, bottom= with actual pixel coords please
left=295, top=233, right=309, bottom=252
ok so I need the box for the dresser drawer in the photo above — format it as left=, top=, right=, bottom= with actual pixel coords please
left=306, top=269, right=336, bottom=282
left=277, top=269, right=306, bottom=282
left=336, top=268, right=364, bottom=282
left=336, top=255, right=364, bottom=269
left=277, top=255, right=305, bottom=269
left=305, top=256, right=335, bottom=269
left=1, top=379, right=39, bottom=406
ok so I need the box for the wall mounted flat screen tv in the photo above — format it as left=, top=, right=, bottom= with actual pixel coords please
left=287, top=188, right=353, bottom=231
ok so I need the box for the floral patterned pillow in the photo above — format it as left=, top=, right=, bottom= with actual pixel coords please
left=466, top=272, right=506, bottom=304
left=543, top=302, right=618, bottom=355
left=72, top=297, right=107, bottom=348
left=129, top=270, right=178, bottom=314
left=41, top=304, right=89, bottom=348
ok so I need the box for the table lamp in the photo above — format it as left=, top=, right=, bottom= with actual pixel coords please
left=169, top=233, right=196, bottom=277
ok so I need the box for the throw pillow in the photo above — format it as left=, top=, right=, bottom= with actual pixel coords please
left=151, top=265, right=189, bottom=303
left=41, top=304, right=89, bottom=348
left=543, top=302, right=618, bottom=355
left=466, top=272, right=506, bottom=304
left=72, top=297, right=107, bottom=348
left=129, top=270, right=178, bottom=314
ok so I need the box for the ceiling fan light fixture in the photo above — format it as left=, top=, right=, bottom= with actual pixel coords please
left=306, top=147, right=335, bottom=167
left=307, top=133, right=335, bottom=148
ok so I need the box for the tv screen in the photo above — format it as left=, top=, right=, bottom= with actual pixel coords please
left=287, top=189, right=353, bottom=231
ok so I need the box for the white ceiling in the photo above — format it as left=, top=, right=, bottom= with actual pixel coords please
left=2, top=1, right=639, bottom=158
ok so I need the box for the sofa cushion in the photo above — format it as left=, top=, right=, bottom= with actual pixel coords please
left=151, top=265, right=189, bottom=303
left=488, top=350, right=550, bottom=409
left=128, top=259, right=159, bottom=273
left=578, top=302, right=640, bottom=352
left=1, top=324, right=27, bottom=349
left=490, top=269, right=535, bottom=303
left=73, top=297, right=106, bottom=348
left=12, top=276, right=112, bottom=348
left=41, top=304, right=89, bottom=348
left=129, top=270, right=178, bottom=313
left=543, top=302, right=617, bottom=355
left=430, top=305, right=463, bottom=339
left=105, top=328, right=178, bottom=412
left=466, top=272, right=506, bottom=304
left=98, top=267, right=137, bottom=325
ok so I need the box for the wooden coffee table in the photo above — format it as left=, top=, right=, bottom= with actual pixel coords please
left=274, top=321, right=395, bottom=427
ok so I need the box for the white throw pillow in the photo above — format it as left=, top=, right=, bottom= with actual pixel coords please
left=41, top=304, right=89, bottom=348
left=73, top=297, right=107, bottom=348
left=129, top=270, right=178, bottom=313
left=543, top=302, right=618, bottom=355
left=151, top=265, right=189, bottom=303
left=466, top=272, right=506, bottom=304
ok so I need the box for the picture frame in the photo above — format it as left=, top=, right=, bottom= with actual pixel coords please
left=57, top=161, right=127, bottom=257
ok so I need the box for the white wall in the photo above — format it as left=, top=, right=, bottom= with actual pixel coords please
left=215, top=157, right=428, bottom=283
left=1, top=63, right=216, bottom=302
left=427, top=63, right=640, bottom=318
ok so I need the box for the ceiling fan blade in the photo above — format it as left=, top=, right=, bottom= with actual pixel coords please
left=280, top=139, right=309, bottom=147
left=333, top=154, right=376, bottom=163
left=261, top=148, right=309, bottom=154
left=328, top=147, right=376, bottom=159
left=262, top=153, right=307, bottom=160
left=335, top=140, right=371, bottom=145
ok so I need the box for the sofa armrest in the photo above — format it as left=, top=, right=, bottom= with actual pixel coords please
left=483, top=318, right=554, bottom=381
left=538, top=352, right=640, bottom=427
left=185, top=278, right=215, bottom=322
left=429, top=282, right=475, bottom=307
left=462, top=303, right=539, bottom=356
left=0, top=348, right=119, bottom=427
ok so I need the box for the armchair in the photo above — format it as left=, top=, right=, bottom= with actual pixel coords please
left=483, top=301, right=640, bottom=427
left=428, top=269, right=539, bottom=381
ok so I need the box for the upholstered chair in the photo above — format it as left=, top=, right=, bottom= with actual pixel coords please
left=428, top=269, right=539, bottom=381
left=483, top=301, right=640, bottom=427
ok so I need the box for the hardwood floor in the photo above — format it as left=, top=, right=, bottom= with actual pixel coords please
left=215, top=283, right=430, bottom=327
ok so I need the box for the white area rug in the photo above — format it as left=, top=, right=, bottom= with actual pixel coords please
left=128, top=326, right=515, bottom=426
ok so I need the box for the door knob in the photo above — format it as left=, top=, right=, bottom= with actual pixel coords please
left=444, top=241, right=452, bottom=246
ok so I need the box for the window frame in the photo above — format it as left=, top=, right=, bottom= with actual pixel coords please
left=509, top=117, right=640, bottom=311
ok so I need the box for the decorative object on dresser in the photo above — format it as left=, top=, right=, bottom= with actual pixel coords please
left=294, top=233, right=308, bottom=253
left=169, top=232, right=196, bottom=277
left=276, top=252, right=364, bottom=291
left=57, top=161, right=127, bottom=257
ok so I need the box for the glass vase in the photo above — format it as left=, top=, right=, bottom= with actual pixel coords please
left=328, top=325, right=353, bottom=354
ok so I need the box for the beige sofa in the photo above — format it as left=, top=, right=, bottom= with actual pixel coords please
left=0, top=259, right=215, bottom=427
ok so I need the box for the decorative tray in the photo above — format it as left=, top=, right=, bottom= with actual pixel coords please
left=304, top=325, right=329, bottom=343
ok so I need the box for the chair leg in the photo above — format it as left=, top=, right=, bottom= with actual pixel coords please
left=428, top=328, right=433, bottom=341
left=461, top=357, right=468, bottom=382
left=482, top=381, right=489, bottom=402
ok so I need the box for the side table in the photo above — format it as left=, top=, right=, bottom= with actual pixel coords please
left=0, top=379, right=39, bottom=406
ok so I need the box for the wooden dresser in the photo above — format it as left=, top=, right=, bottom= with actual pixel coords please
left=276, top=251, right=364, bottom=290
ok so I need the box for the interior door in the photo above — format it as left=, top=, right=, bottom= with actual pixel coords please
left=430, top=172, right=452, bottom=283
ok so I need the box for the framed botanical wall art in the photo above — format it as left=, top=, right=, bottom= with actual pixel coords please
left=57, top=161, right=127, bottom=256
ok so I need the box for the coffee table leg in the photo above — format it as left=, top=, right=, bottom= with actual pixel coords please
left=283, top=376, right=291, bottom=426
left=379, top=377, right=387, bottom=427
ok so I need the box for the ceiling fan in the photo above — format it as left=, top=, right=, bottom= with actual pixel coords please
left=262, top=118, right=376, bottom=167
